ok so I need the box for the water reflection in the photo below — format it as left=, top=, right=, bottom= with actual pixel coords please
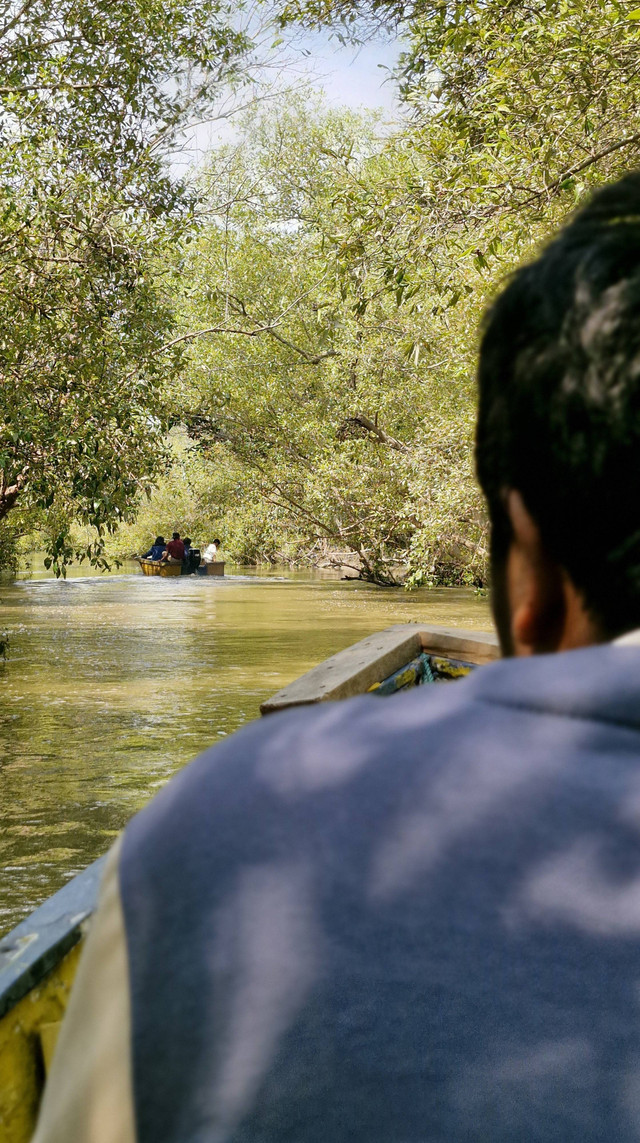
left=0, top=566, right=491, bottom=932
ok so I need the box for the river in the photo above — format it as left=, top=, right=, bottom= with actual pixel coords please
left=0, top=565, right=491, bottom=934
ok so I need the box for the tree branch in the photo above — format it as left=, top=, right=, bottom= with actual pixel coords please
left=148, top=281, right=339, bottom=367
left=0, top=468, right=28, bottom=521
left=265, top=325, right=338, bottom=364
left=0, top=81, right=105, bottom=94
left=339, top=412, right=411, bottom=453
left=540, top=130, right=640, bottom=198
left=0, top=0, right=39, bottom=41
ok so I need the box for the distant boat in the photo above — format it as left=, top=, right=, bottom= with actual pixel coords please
left=0, top=622, right=497, bottom=1137
left=138, top=557, right=225, bottom=578
left=137, top=558, right=182, bottom=577
left=201, top=561, right=225, bottom=577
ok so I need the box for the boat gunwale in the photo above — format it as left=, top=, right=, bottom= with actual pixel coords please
left=260, top=622, right=498, bottom=714
left=0, top=623, right=497, bottom=1020
left=0, top=856, right=106, bottom=1021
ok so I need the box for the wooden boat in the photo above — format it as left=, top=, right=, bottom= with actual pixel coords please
left=204, top=560, right=225, bottom=576
left=138, top=558, right=182, bottom=577
left=261, top=623, right=498, bottom=713
left=0, top=859, right=106, bottom=1141
left=0, top=622, right=496, bottom=1140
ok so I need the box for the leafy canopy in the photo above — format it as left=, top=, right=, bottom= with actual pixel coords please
left=0, top=0, right=249, bottom=572
left=172, top=98, right=486, bottom=585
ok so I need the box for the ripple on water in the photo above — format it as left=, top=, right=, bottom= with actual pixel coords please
left=0, top=567, right=491, bottom=931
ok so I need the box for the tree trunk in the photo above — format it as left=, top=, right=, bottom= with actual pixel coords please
left=0, top=470, right=27, bottom=522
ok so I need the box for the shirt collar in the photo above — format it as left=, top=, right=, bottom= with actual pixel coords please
left=613, top=628, right=640, bottom=647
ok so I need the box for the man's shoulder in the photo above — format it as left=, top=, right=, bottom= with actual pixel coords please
left=119, top=642, right=640, bottom=873
left=118, top=676, right=466, bottom=861
left=111, top=650, right=640, bottom=1143
left=128, top=675, right=470, bottom=809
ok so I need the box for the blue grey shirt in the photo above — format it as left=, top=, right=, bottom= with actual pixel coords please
left=34, top=642, right=640, bottom=1142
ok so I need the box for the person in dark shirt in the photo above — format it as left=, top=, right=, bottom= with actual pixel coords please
left=181, top=537, right=191, bottom=574
left=161, top=532, right=185, bottom=565
left=181, top=539, right=201, bottom=575
left=141, top=536, right=165, bottom=561
left=35, top=173, right=640, bottom=1143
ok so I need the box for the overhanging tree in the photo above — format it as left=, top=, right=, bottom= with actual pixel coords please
left=279, top=0, right=640, bottom=269
left=172, top=99, right=486, bottom=585
left=257, top=0, right=640, bottom=584
left=0, top=0, right=250, bottom=570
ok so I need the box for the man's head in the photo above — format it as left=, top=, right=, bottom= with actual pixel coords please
left=172, top=532, right=180, bottom=541
left=477, top=173, right=640, bottom=655
left=183, top=537, right=191, bottom=547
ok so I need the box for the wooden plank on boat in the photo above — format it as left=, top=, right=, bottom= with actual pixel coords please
left=260, top=623, right=498, bottom=714
left=416, top=623, right=498, bottom=665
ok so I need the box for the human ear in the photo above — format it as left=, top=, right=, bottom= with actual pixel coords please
left=505, top=490, right=565, bottom=655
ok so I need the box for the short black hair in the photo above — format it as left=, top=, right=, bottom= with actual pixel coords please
left=183, top=538, right=191, bottom=546
left=476, top=172, right=640, bottom=636
left=155, top=536, right=164, bottom=545
left=213, top=538, right=221, bottom=545
left=173, top=532, right=180, bottom=540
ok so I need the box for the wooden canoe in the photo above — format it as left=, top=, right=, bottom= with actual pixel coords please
left=204, top=561, right=225, bottom=576
left=138, top=558, right=182, bottom=577
left=0, top=622, right=496, bottom=1139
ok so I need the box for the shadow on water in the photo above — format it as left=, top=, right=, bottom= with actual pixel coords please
left=0, top=563, right=491, bottom=933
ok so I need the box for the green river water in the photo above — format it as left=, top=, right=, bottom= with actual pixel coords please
left=0, top=564, right=491, bottom=935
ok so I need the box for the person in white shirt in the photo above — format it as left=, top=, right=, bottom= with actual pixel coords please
left=202, top=538, right=221, bottom=564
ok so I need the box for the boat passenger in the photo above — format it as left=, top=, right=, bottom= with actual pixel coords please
left=34, top=174, right=640, bottom=1143
left=202, top=538, right=221, bottom=563
left=160, top=532, right=185, bottom=565
left=181, top=538, right=200, bottom=575
left=140, top=536, right=165, bottom=561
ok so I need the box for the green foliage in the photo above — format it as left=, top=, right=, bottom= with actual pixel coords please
left=0, top=0, right=250, bottom=574
left=7, top=0, right=637, bottom=587
left=263, top=0, right=640, bottom=583
left=0, top=516, right=20, bottom=577
left=105, top=442, right=301, bottom=566
left=280, top=0, right=640, bottom=261
left=170, top=97, right=489, bottom=585
left=171, top=0, right=640, bottom=585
